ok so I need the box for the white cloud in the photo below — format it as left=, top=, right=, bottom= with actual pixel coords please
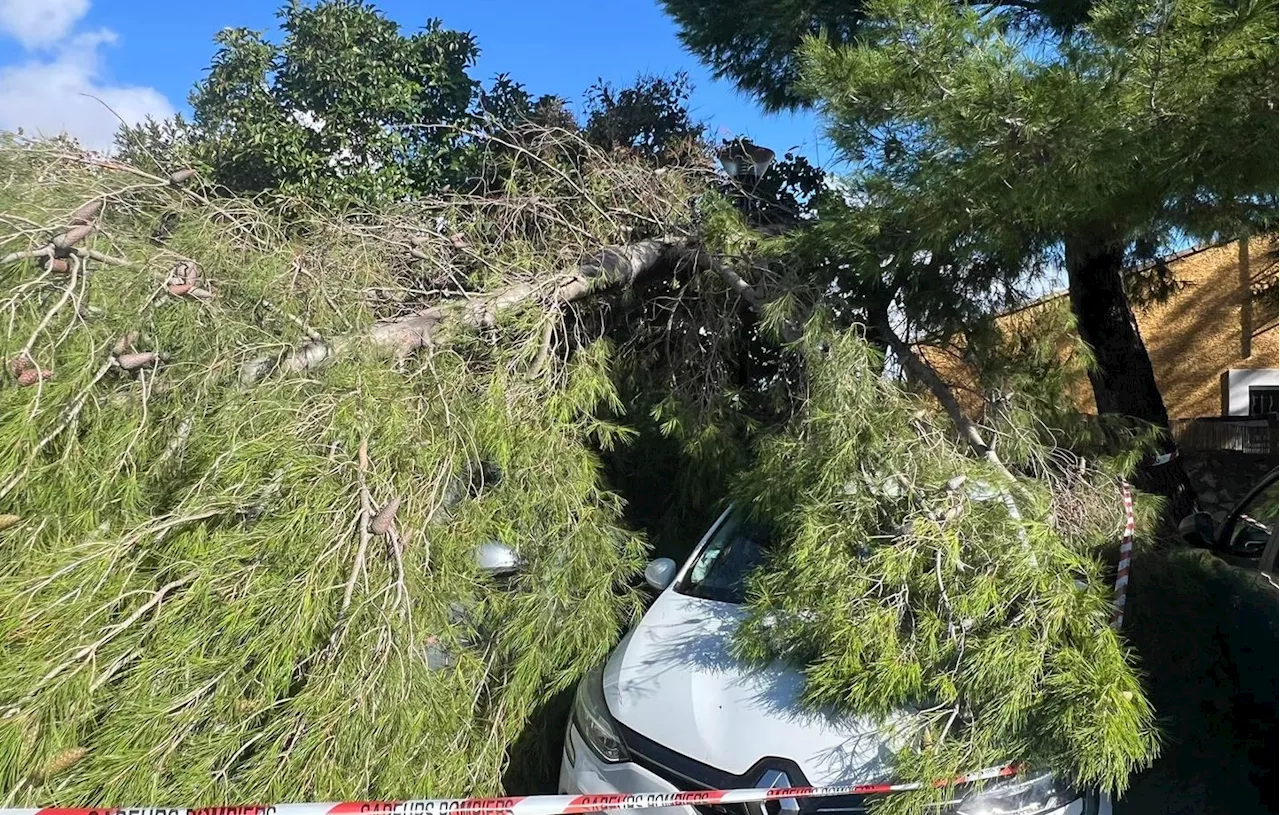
left=0, top=23, right=175, bottom=153
left=0, top=0, right=90, bottom=49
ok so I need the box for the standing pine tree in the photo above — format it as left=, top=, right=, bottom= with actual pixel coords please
left=662, top=0, right=1278, bottom=511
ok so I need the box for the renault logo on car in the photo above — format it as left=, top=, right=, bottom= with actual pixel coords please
left=754, top=769, right=800, bottom=815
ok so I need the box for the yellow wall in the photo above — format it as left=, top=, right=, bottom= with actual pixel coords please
left=926, top=235, right=1280, bottom=419
left=1129, top=236, right=1277, bottom=418
left=1054, top=235, right=1280, bottom=418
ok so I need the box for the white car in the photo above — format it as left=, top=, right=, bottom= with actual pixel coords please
left=558, top=506, right=1109, bottom=815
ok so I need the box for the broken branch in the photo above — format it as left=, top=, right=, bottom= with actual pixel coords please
left=877, top=316, right=1017, bottom=483
left=243, top=237, right=694, bottom=383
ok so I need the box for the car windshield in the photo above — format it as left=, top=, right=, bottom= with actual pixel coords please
left=1227, top=475, right=1279, bottom=555
left=676, top=509, right=775, bottom=605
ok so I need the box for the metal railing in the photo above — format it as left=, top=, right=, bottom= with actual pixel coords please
left=1171, top=416, right=1280, bottom=456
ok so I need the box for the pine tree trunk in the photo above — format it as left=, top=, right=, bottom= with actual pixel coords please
left=1064, top=231, right=1169, bottom=427
left=1064, top=228, right=1196, bottom=518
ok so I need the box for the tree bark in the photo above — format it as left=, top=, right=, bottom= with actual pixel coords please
left=1064, top=230, right=1169, bottom=427
left=242, top=238, right=694, bottom=383
left=1065, top=228, right=1195, bottom=516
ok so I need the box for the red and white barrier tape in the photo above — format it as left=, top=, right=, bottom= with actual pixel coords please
left=0, top=767, right=1017, bottom=815
left=1111, top=480, right=1136, bottom=629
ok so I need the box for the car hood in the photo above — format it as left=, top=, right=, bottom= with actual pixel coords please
left=603, top=589, right=897, bottom=784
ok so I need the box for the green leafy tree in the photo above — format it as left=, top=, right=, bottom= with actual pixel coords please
left=475, top=74, right=536, bottom=131
left=803, top=0, right=1272, bottom=479
left=661, top=0, right=1099, bottom=111
left=3, top=77, right=1163, bottom=815
left=661, top=0, right=864, bottom=111
left=116, top=11, right=723, bottom=206
left=18, top=1, right=1204, bottom=808
left=141, top=0, right=482, bottom=205
left=112, top=114, right=193, bottom=176
left=583, top=72, right=705, bottom=161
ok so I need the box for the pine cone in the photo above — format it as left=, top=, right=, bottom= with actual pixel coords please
left=43, top=256, right=71, bottom=274
left=68, top=199, right=102, bottom=226
left=16, top=367, right=52, bottom=387
left=116, top=351, right=158, bottom=371
left=113, top=331, right=138, bottom=355
left=51, top=223, right=93, bottom=253
left=40, top=746, right=87, bottom=779
left=8, top=353, right=31, bottom=378
left=169, top=168, right=198, bottom=186
left=167, top=261, right=200, bottom=296
left=370, top=497, right=401, bottom=535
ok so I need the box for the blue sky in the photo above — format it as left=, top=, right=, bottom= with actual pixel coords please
left=0, top=0, right=836, bottom=166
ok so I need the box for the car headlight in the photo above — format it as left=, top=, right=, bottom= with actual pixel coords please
left=571, top=660, right=628, bottom=763
left=956, top=771, right=1077, bottom=815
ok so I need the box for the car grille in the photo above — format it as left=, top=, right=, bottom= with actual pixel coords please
left=617, top=723, right=1099, bottom=815
left=617, top=723, right=868, bottom=815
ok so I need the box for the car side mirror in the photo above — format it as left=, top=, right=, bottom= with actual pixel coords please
left=475, top=540, right=521, bottom=577
left=644, top=558, right=677, bottom=592
left=1178, top=511, right=1215, bottom=547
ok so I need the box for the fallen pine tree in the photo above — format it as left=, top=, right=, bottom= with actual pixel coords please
left=0, top=130, right=714, bottom=801
left=0, top=130, right=1159, bottom=812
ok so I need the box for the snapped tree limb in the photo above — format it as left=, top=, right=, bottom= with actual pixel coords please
left=876, top=316, right=1017, bottom=483
left=694, top=250, right=802, bottom=343
left=241, top=237, right=695, bottom=383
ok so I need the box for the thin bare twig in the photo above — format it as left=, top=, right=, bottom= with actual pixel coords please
left=331, top=439, right=373, bottom=650
left=19, top=254, right=80, bottom=358
left=3, top=573, right=196, bottom=717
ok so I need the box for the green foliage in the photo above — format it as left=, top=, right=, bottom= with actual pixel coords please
left=600, top=193, right=817, bottom=553
left=196, top=1, right=479, bottom=203
left=476, top=75, right=537, bottom=131
left=114, top=0, right=722, bottom=210
left=583, top=73, right=704, bottom=162
left=0, top=132, right=708, bottom=801
left=7, top=0, right=1208, bottom=797
left=112, top=115, right=194, bottom=176
left=796, top=0, right=1276, bottom=294
left=188, top=25, right=289, bottom=193
left=667, top=0, right=1275, bottom=434
left=958, top=304, right=1169, bottom=476
left=732, top=333, right=1159, bottom=811
left=0, top=121, right=1175, bottom=813
left=660, top=0, right=1119, bottom=112
left=113, top=1, right=484, bottom=206
left=660, top=0, right=866, bottom=111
